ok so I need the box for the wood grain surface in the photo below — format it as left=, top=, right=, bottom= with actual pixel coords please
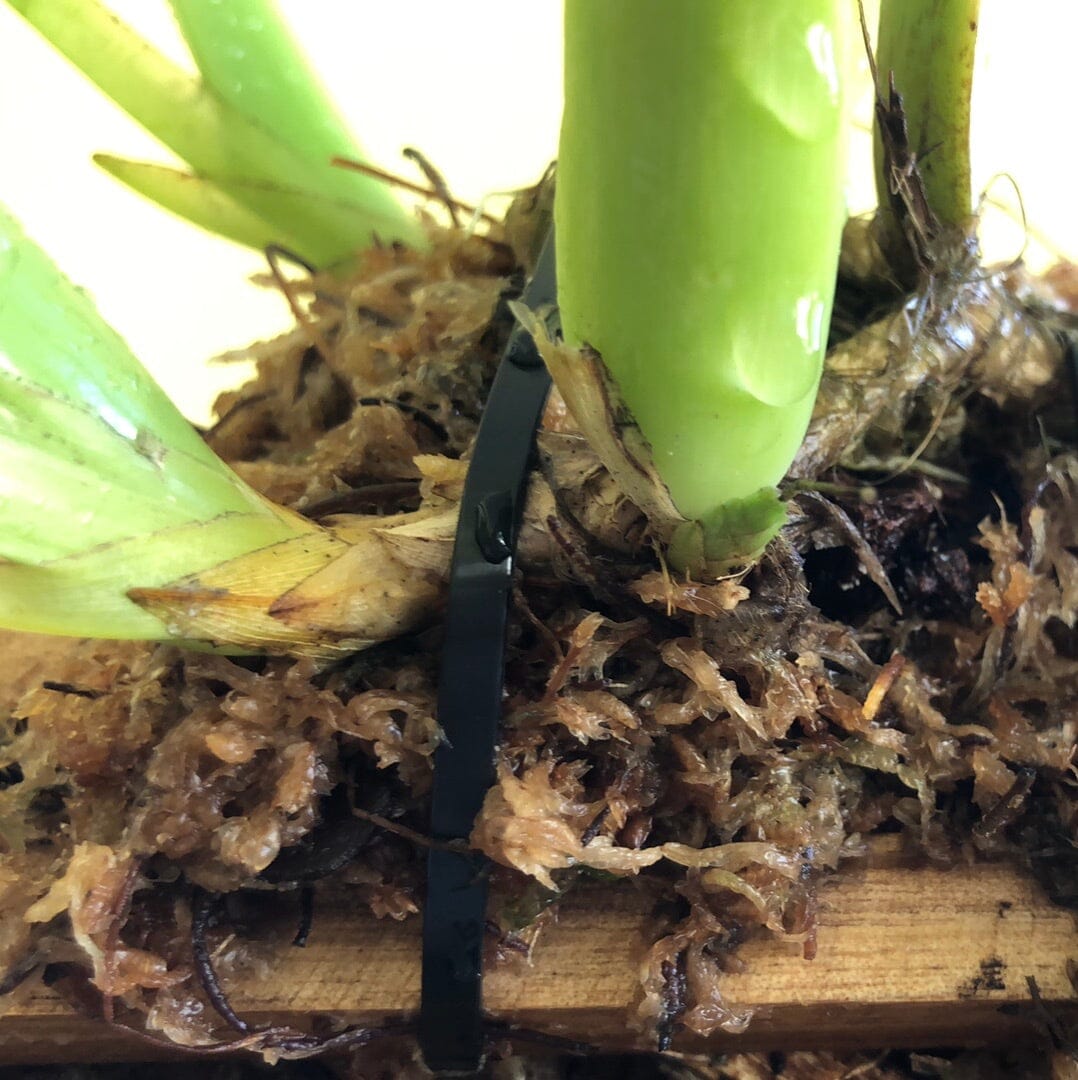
left=0, top=634, right=1074, bottom=1064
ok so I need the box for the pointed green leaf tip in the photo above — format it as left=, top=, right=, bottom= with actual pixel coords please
left=0, top=203, right=311, bottom=639
left=169, top=0, right=407, bottom=231
left=556, top=0, right=848, bottom=569
left=93, top=155, right=415, bottom=262
left=93, top=155, right=287, bottom=260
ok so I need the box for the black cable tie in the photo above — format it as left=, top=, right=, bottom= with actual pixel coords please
left=1065, top=333, right=1078, bottom=433
left=419, top=232, right=556, bottom=1074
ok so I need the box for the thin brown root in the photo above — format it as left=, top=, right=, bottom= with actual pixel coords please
left=292, top=887, right=314, bottom=948
left=347, top=804, right=464, bottom=853
left=873, top=389, right=955, bottom=484
left=204, top=391, right=274, bottom=443
left=973, top=769, right=1036, bottom=846
left=978, top=172, right=1031, bottom=269
left=402, top=146, right=461, bottom=228
left=512, top=582, right=565, bottom=665
left=40, top=680, right=105, bottom=700
left=264, top=246, right=341, bottom=378
left=263, top=242, right=318, bottom=278
left=1026, top=974, right=1078, bottom=1055
left=303, top=481, right=422, bottom=520
left=263, top=243, right=343, bottom=307
left=355, top=396, right=450, bottom=443
left=191, top=889, right=253, bottom=1034
left=188, top=893, right=423, bottom=1055
left=332, top=156, right=496, bottom=223
left=45, top=962, right=270, bottom=1057
left=101, top=858, right=143, bottom=1023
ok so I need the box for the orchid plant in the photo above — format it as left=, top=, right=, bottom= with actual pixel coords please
left=0, top=0, right=979, bottom=655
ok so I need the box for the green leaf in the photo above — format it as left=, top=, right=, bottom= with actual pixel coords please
left=94, top=156, right=420, bottom=263
left=0, top=517, right=305, bottom=640
left=204, top=171, right=428, bottom=259
left=93, top=154, right=284, bottom=253
left=0, top=203, right=311, bottom=638
left=5, top=0, right=425, bottom=264
left=168, top=0, right=408, bottom=240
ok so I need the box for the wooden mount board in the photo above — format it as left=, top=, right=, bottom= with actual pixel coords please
left=0, top=844, right=1074, bottom=1065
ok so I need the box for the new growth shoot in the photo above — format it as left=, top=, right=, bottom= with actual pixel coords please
left=554, top=1, right=848, bottom=574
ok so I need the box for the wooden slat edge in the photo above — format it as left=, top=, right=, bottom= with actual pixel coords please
left=1, top=854, right=1074, bottom=1065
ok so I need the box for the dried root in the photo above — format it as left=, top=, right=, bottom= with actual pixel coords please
left=793, top=264, right=1063, bottom=479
